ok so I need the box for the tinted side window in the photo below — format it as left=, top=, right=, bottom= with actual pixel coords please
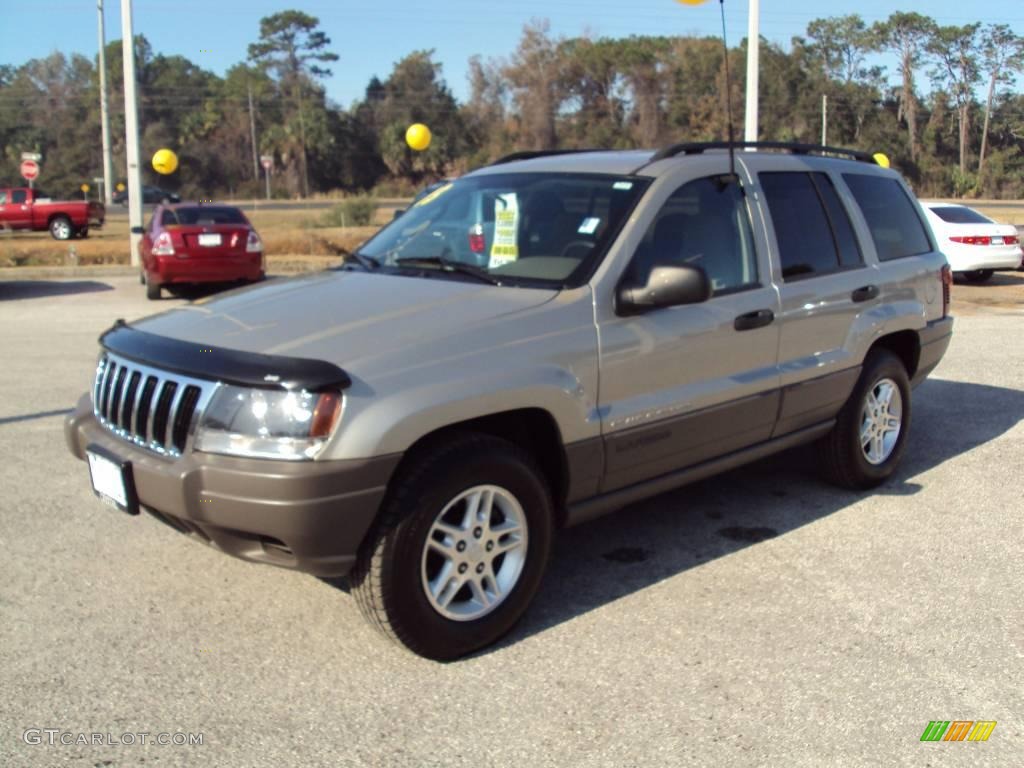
left=843, top=174, right=932, bottom=261
left=814, top=174, right=862, bottom=268
left=12, top=190, right=27, bottom=204
left=630, top=177, right=758, bottom=295
left=760, top=172, right=862, bottom=280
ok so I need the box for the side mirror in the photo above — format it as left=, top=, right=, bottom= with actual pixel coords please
left=392, top=208, right=405, bottom=221
left=616, top=264, right=711, bottom=316
left=130, top=226, right=145, bottom=235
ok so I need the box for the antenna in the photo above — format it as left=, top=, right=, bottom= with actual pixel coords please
left=717, top=0, right=737, bottom=181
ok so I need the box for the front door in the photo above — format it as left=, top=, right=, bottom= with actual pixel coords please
left=593, top=160, right=782, bottom=493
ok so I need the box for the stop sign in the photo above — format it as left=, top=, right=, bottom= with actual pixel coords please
left=20, top=159, right=39, bottom=181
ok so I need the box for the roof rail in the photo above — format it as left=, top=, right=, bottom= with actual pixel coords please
left=489, top=148, right=603, bottom=166
left=644, top=141, right=878, bottom=167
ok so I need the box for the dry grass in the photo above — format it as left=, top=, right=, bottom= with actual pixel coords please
left=0, top=209, right=381, bottom=268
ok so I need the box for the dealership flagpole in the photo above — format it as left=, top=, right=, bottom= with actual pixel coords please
left=97, top=0, right=114, bottom=207
left=120, top=0, right=142, bottom=267
left=744, top=0, right=759, bottom=142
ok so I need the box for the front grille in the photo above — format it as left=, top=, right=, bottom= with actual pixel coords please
left=92, top=353, right=217, bottom=456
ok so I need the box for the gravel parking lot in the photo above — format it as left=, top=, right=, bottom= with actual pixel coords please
left=1, top=275, right=1022, bottom=767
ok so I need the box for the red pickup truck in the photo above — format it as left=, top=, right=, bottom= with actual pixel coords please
left=0, top=187, right=105, bottom=240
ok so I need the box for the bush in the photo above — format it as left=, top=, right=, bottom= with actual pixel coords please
left=319, top=196, right=376, bottom=227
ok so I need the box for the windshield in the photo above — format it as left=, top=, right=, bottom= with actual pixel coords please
left=359, top=172, right=648, bottom=285
left=929, top=205, right=992, bottom=225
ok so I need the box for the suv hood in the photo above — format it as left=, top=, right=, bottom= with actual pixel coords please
left=132, top=270, right=557, bottom=370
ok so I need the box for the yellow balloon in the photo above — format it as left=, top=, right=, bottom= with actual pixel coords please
left=405, top=123, right=432, bottom=152
left=675, top=0, right=709, bottom=5
left=872, top=152, right=890, bottom=169
left=152, top=148, right=179, bottom=175
left=116, top=183, right=125, bottom=192
left=80, top=184, right=90, bottom=192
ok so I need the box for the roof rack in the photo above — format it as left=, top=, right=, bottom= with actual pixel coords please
left=644, top=141, right=878, bottom=167
left=489, top=148, right=604, bottom=166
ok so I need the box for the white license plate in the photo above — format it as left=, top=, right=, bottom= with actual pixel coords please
left=991, top=236, right=1004, bottom=245
left=86, top=449, right=133, bottom=513
left=198, top=233, right=222, bottom=247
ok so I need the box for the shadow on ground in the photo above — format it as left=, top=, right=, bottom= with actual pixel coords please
left=319, top=380, right=1024, bottom=654
left=0, top=280, right=114, bottom=301
left=487, top=378, right=1024, bottom=652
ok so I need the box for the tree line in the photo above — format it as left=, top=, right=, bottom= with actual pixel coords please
left=0, top=10, right=1021, bottom=201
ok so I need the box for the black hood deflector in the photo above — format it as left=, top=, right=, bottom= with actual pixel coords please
left=100, top=319, right=351, bottom=392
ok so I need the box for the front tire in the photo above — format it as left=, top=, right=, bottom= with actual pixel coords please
left=351, top=434, right=554, bottom=661
left=819, top=349, right=911, bottom=490
left=49, top=216, right=73, bottom=240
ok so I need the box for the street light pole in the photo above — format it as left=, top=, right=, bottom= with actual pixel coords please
left=120, top=0, right=142, bottom=267
left=744, top=0, right=759, bottom=143
left=97, top=0, right=114, bottom=207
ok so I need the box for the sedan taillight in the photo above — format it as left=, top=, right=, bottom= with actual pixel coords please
left=246, top=230, right=263, bottom=253
left=152, top=231, right=175, bottom=256
left=950, top=236, right=991, bottom=246
left=1004, top=235, right=1019, bottom=245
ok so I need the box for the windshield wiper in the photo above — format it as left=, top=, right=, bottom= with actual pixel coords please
left=344, top=251, right=381, bottom=271
left=394, top=256, right=501, bottom=285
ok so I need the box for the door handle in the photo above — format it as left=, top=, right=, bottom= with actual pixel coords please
left=851, top=285, right=879, bottom=302
left=734, top=308, right=775, bottom=331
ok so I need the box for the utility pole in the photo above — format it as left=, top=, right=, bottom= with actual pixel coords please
left=97, top=0, right=114, bottom=206
left=821, top=94, right=828, bottom=146
left=248, top=83, right=259, bottom=182
left=120, top=0, right=143, bottom=267
left=743, top=0, right=759, bottom=143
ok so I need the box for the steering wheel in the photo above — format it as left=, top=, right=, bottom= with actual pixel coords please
left=559, top=240, right=595, bottom=260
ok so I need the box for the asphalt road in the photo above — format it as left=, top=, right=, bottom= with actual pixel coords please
left=1, top=277, right=1021, bottom=767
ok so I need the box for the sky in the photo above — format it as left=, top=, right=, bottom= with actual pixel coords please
left=1, top=0, right=1021, bottom=108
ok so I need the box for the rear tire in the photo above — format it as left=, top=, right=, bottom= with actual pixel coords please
left=962, top=269, right=994, bottom=283
left=818, top=349, right=911, bottom=490
left=144, top=272, right=161, bottom=300
left=49, top=216, right=73, bottom=241
left=351, top=433, right=554, bottom=661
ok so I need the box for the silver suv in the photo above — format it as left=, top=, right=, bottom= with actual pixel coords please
left=65, top=143, right=954, bottom=660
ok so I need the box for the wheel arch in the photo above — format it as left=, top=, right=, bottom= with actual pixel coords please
left=383, top=408, right=571, bottom=528
left=868, top=330, right=920, bottom=379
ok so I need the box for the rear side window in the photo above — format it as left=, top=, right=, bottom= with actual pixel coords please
left=760, top=172, right=863, bottom=280
left=843, top=174, right=932, bottom=261
left=12, top=190, right=27, bottom=204
left=929, top=205, right=992, bottom=224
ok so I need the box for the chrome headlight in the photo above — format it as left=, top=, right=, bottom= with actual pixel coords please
left=195, top=386, right=344, bottom=460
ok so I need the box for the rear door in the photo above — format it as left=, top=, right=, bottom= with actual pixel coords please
left=593, top=157, right=782, bottom=493
left=749, top=157, right=878, bottom=437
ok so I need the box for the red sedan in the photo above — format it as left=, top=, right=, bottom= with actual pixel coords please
left=140, top=204, right=265, bottom=299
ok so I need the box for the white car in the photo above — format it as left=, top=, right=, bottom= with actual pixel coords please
left=920, top=201, right=1023, bottom=283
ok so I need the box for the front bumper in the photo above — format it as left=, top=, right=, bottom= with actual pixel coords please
left=65, top=394, right=398, bottom=576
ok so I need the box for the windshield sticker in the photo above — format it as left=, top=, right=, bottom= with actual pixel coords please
left=489, top=193, right=519, bottom=267
left=613, top=181, right=634, bottom=190
left=412, top=182, right=453, bottom=208
left=578, top=217, right=601, bottom=235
